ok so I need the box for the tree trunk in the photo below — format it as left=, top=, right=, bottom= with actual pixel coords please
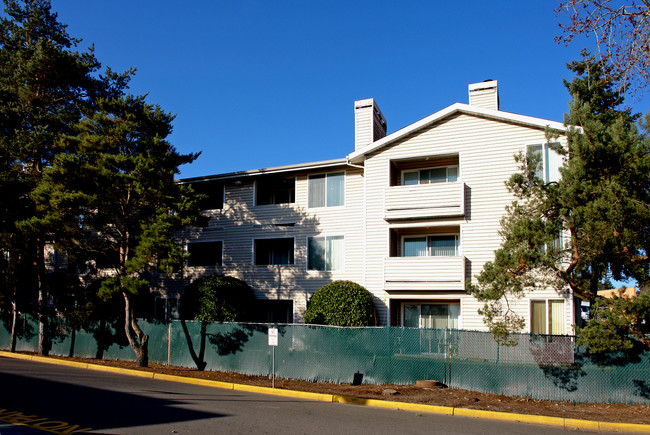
left=9, top=296, right=17, bottom=353
left=36, top=238, right=49, bottom=356
left=180, top=319, right=207, bottom=371
left=123, top=291, right=149, bottom=367
left=68, top=328, right=76, bottom=357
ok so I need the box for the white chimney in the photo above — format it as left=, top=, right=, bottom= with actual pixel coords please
left=354, top=98, right=387, bottom=151
left=468, top=80, right=499, bottom=110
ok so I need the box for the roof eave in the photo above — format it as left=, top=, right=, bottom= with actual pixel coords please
left=178, top=158, right=349, bottom=184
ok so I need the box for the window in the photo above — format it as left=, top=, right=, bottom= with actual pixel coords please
left=189, top=180, right=224, bottom=210
left=187, top=241, right=222, bottom=267
left=255, top=238, right=294, bottom=265
left=256, top=176, right=295, bottom=205
left=526, top=143, right=562, bottom=183
left=308, top=172, right=344, bottom=208
left=403, top=303, right=459, bottom=329
left=308, top=235, right=344, bottom=271
left=531, top=300, right=565, bottom=335
left=403, top=166, right=458, bottom=185
left=155, top=297, right=179, bottom=322
left=403, top=235, right=459, bottom=257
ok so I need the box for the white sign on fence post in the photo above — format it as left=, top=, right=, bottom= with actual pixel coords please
left=268, top=328, right=278, bottom=346
left=268, top=327, right=278, bottom=388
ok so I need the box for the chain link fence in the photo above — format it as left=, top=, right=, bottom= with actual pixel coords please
left=1, top=316, right=649, bottom=404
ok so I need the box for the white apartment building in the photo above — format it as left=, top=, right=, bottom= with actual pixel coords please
left=165, top=80, right=574, bottom=334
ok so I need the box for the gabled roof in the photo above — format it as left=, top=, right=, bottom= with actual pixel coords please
left=347, top=103, right=569, bottom=164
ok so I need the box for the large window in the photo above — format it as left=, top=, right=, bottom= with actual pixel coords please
left=403, top=235, right=459, bottom=257
left=189, top=180, right=224, bottom=210
left=531, top=300, right=565, bottom=335
left=256, top=176, right=295, bottom=205
left=155, top=297, right=179, bottom=322
left=308, top=172, right=344, bottom=208
left=187, top=241, right=222, bottom=267
left=402, top=166, right=458, bottom=185
left=308, top=235, right=344, bottom=271
left=526, top=143, right=562, bottom=183
left=403, top=303, right=459, bottom=329
left=254, top=238, right=294, bottom=265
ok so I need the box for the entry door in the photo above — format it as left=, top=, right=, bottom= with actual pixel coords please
left=403, top=304, right=459, bottom=354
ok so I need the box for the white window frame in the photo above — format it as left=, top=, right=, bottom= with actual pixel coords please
left=254, top=176, right=297, bottom=206
left=252, top=237, right=295, bottom=266
left=186, top=240, right=224, bottom=267
left=401, top=302, right=460, bottom=329
left=307, top=171, right=345, bottom=208
left=530, top=299, right=565, bottom=335
left=307, top=235, right=345, bottom=272
left=401, top=165, right=458, bottom=186
left=155, top=296, right=179, bottom=321
left=401, top=233, right=460, bottom=257
left=525, top=142, right=562, bottom=183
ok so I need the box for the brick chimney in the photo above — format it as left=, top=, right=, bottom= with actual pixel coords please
left=468, top=80, right=499, bottom=110
left=354, top=98, right=387, bottom=151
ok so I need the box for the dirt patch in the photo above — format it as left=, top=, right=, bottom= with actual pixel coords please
left=41, top=354, right=650, bottom=425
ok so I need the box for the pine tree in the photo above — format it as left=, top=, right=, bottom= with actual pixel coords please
left=38, top=95, right=203, bottom=367
left=0, top=0, right=115, bottom=355
left=468, top=54, right=650, bottom=350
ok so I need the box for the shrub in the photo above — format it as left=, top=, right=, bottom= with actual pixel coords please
left=304, top=280, right=376, bottom=326
left=181, top=274, right=255, bottom=322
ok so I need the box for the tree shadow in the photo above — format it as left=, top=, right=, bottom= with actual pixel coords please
left=208, top=323, right=270, bottom=356
left=633, top=380, right=650, bottom=400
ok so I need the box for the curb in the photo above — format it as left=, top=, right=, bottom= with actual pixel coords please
left=3, top=351, right=650, bottom=433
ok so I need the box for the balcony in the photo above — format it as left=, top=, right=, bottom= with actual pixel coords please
left=384, top=182, right=465, bottom=220
left=384, top=256, right=466, bottom=291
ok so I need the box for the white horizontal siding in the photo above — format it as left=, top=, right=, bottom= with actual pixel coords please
left=177, top=167, right=366, bottom=322
left=363, top=112, right=570, bottom=331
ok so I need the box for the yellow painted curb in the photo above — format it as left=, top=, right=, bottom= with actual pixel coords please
left=599, top=421, right=650, bottom=433
left=565, top=418, right=600, bottom=431
left=153, top=373, right=234, bottom=390
left=454, top=408, right=565, bottom=428
left=333, top=395, right=454, bottom=415
left=0, top=351, right=33, bottom=361
left=233, top=383, right=333, bottom=402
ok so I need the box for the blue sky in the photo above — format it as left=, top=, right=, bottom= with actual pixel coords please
left=42, top=1, right=650, bottom=179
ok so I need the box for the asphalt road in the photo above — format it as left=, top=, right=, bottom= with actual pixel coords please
left=0, top=356, right=604, bottom=434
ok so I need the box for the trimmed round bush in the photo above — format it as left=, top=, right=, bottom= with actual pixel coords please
left=304, top=280, right=376, bottom=326
left=181, top=274, right=255, bottom=322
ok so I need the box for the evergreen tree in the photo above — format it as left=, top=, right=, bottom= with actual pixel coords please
left=38, top=95, right=202, bottom=367
left=468, top=55, right=650, bottom=350
left=0, top=0, right=128, bottom=355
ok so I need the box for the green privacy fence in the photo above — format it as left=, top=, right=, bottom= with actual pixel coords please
left=1, top=316, right=649, bottom=404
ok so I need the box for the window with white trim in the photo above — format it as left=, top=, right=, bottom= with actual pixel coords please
left=189, top=181, right=224, bottom=210
left=254, top=238, right=294, bottom=265
left=308, top=235, right=344, bottom=271
left=256, top=176, right=295, bottom=205
left=403, top=303, right=459, bottom=329
left=403, top=234, right=459, bottom=257
left=187, top=241, right=222, bottom=267
left=526, top=143, right=562, bottom=183
left=308, top=172, right=344, bottom=208
left=402, top=166, right=458, bottom=185
left=531, top=299, right=565, bottom=335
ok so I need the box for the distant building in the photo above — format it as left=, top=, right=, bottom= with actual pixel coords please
left=597, top=287, right=637, bottom=299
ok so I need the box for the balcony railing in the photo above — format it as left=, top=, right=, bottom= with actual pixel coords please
left=384, top=182, right=465, bottom=220
left=384, top=256, right=466, bottom=291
